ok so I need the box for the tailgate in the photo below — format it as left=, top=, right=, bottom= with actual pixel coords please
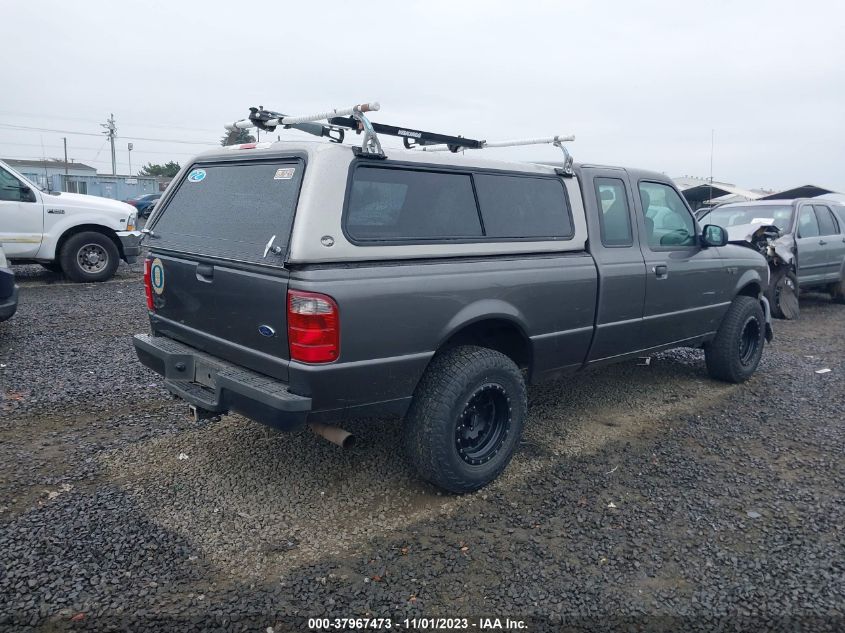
left=150, top=253, right=290, bottom=380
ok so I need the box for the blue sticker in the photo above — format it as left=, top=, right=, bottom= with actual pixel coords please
left=187, top=169, right=206, bottom=183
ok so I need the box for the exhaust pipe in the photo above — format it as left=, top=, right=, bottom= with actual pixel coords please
left=309, top=422, right=355, bottom=449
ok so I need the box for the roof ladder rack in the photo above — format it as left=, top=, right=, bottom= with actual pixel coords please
left=225, top=102, right=384, bottom=156
left=224, top=102, right=575, bottom=171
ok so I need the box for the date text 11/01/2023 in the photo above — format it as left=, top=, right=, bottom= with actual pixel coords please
left=307, top=617, right=527, bottom=630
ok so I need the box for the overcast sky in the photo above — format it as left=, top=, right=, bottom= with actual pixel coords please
left=2, top=0, right=843, bottom=191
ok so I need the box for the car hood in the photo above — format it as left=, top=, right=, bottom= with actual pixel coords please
left=49, top=191, right=136, bottom=216
left=725, top=222, right=795, bottom=265
left=725, top=222, right=781, bottom=244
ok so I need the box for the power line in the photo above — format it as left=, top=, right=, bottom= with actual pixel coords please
left=0, top=110, right=220, bottom=135
left=0, top=122, right=216, bottom=146
left=0, top=140, right=199, bottom=155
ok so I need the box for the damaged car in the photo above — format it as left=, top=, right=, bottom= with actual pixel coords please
left=699, top=199, right=845, bottom=319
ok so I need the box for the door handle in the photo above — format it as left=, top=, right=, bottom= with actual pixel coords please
left=196, top=263, right=214, bottom=281
left=653, top=264, right=668, bottom=279
left=819, top=239, right=827, bottom=245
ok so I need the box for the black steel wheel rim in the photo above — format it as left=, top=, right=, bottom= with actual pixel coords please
left=455, top=383, right=511, bottom=465
left=739, top=316, right=761, bottom=366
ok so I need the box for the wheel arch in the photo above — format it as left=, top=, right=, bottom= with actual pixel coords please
left=56, top=224, right=125, bottom=261
left=733, top=268, right=765, bottom=300
left=434, top=311, right=533, bottom=378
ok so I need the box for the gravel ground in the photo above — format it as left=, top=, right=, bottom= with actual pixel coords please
left=1, top=265, right=843, bottom=632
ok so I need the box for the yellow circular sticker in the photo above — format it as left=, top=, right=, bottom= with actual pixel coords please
left=150, top=258, right=165, bottom=295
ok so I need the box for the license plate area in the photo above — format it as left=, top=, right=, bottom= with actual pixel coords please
left=193, top=361, right=217, bottom=389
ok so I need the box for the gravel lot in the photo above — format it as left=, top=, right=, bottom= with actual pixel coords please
left=1, top=265, right=843, bottom=632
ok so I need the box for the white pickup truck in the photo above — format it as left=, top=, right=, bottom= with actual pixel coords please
left=0, top=159, right=142, bottom=282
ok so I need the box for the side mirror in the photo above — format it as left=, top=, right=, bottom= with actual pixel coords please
left=20, top=186, right=36, bottom=203
left=702, top=224, right=728, bottom=247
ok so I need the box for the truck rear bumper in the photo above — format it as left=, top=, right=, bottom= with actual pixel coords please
left=133, top=333, right=311, bottom=431
left=116, top=230, right=143, bottom=263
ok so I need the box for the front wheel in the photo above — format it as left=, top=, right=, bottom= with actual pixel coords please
left=59, top=231, right=120, bottom=282
left=705, top=296, right=766, bottom=383
left=403, top=346, right=527, bottom=493
left=766, top=267, right=799, bottom=319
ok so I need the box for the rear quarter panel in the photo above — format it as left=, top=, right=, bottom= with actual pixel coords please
left=287, top=253, right=597, bottom=413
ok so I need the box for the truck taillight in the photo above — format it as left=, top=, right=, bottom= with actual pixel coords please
left=143, top=257, right=154, bottom=311
left=287, top=290, right=339, bottom=363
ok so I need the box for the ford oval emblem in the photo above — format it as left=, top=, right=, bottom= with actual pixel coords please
left=258, top=325, right=276, bottom=337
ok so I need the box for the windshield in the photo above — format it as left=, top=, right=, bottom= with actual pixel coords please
left=702, top=205, right=793, bottom=232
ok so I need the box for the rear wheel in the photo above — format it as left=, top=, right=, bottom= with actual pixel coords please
left=403, top=345, right=527, bottom=493
left=705, top=296, right=766, bottom=383
left=766, top=266, right=799, bottom=319
left=59, top=231, right=120, bottom=282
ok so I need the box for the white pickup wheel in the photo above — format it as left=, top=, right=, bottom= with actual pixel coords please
left=59, top=231, right=120, bottom=282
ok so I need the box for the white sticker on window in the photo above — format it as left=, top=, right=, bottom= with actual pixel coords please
left=751, top=218, right=774, bottom=224
left=274, top=168, right=295, bottom=180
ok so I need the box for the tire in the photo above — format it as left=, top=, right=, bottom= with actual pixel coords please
left=403, top=345, right=527, bottom=494
left=40, top=262, right=63, bottom=273
left=766, top=267, right=799, bottom=320
left=705, top=296, right=766, bottom=383
left=59, top=231, right=120, bottom=282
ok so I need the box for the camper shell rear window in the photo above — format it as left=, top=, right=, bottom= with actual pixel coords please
left=344, top=163, right=573, bottom=244
left=151, top=158, right=304, bottom=264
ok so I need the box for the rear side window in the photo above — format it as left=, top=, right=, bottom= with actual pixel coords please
left=346, top=167, right=481, bottom=241
left=813, top=205, right=839, bottom=235
left=594, top=177, right=633, bottom=246
left=151, top=160, right=303, bottom=264
left=832, top=206, right=845, bottom=231
left=474, top=174, right=572, bottom=238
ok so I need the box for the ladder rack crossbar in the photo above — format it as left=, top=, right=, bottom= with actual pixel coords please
left=418, top=135, right=575, bottom=152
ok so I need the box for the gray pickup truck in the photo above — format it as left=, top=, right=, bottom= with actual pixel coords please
left=134, top=128, right=772, bottom=492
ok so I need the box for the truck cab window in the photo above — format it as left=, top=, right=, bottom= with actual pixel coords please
left=594, top=178, right=632, bottom=246
left=797, top=206, right=819, bottom=238
left=638, top=181, right=696, bottom=248
left=0, top=167, right=27, bottom=202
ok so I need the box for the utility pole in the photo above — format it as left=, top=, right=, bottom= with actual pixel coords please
left=62, top=137, right=68, bottom=192
left=127, top=142, right=133, bottom=176
left=101, top=114, right=117, bottom=175
left=708, top=129, right=715, bottom=207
